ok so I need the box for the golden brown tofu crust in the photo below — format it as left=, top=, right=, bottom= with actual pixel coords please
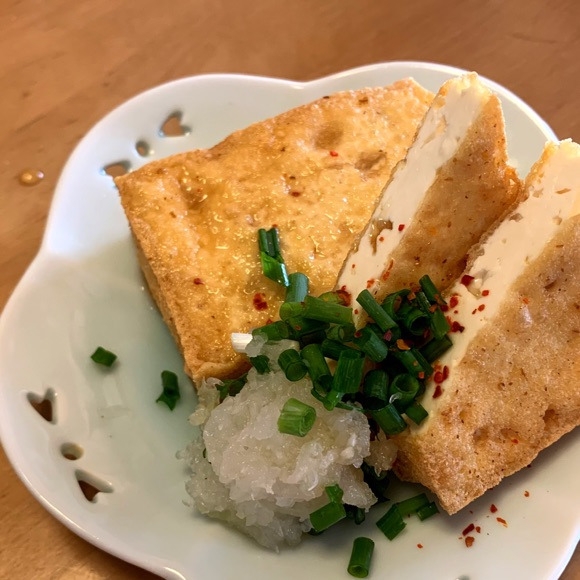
left=394, top=214, right=580, bottom=514
left=116, top=80, right=433, bottom=382
left=362, top=91, right=521, bottom=303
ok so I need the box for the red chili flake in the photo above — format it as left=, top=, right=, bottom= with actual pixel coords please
left=449, top=295, right=459, bottom=308
left=381, top=259, right=394, bottom=281
left=496, top=517, right=508, bottom=527
left=478, top=304, right=486, bottom=312
left=290, top=191, right=301, bottom=197
left=461, top=274, right=474, bottom=287
left=337, top=286, right=352, bottom=306
left=512, top=438, right=519, bottom=444
left=443, top=365, right=450, bottom=380
left=440, top=303, right=449, bottom=312
left=450, top=320, right=465, bottom=333
left=417, top=543, right=423, bottom=549
left=265, top=318, right=274, bottom=324
left=433, top=371, right=444, bottom=383
left=252, top=293, right=268, bottom=311
left=366, top=278, right=375, bottom=289
left=433, top=385, right=443, bottom=398
left=524, top=490, right=530, bottom=497
left=465, top=536, right=475, bottom=547
left=329, top=150, right=339, bottom=157
left=490, top=504, right=498, bottom=513
left=471, top=309, right=477, bottom=315
left=418, top=371, right=425, bottom=379
left=462, top=523, right=475, bottom=536
left=193, top=277, right=204, bottom=285
left=475, top=526, right=481, bottom=533
left=398, top=224, right=405, bottom=232
left=378, top=236, right=385, bottom=242
left=354, top=308, right=359, bottom=315
left=354, top=330, right=362, bottom=338
left=482, top=289, right=490, bottom=297
left=522, top=296, right=530, bottom=304
left=396, top=339, right=410, bottom=351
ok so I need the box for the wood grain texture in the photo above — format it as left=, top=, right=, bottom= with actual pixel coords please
left=1, top=0, right=579, bottom=577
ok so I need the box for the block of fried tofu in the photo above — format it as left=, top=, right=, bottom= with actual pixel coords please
left=115, top=80, right=433, bottom=382
left=393, top=140, right=580, bottom=514
left=336, top=73, right=521, bottom=327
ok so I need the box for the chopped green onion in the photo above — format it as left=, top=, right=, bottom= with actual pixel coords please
left=258, top=227, right=282, bottom=260
left=400, top=306, right=430, bottom=336
left=300, top=343, right=332, bottom=388
left=309, top=501, right=347, bottom=532
left=420, top=335, right=453, bottom=363
left=389, top=374, right=420, bottom=408
left=430, top=306, right=451, bottom=339
left=252, top=321, right=290, bottom=341
left=286, top=315, right=329, bottom=338
left=392, top=348, right=427, bottom=379
left=345, top=505, right=366, bottom=525
left=302, top=295, right=353, bottom=325
left=362, top=369, right=389, bottom=409
left=278, top=349, right=308, bottom=381
left=325, top=483, right=344, bottom=504
left=419, top=274, right=446, bottom=306
left=395, top=298, right=414, bottom=322
left=320, top=338, right=355, bottom=360
left=416, top=291, right=450, bottom=339
left=322, top=388, right=345, bottom=411
left=353, top=326, right=389, bottom=362
left=413, top=348, right=434, bottom=376
left=258, top=227, right=289, bottom=286
left=417, top=501, right=440, bottom=520
left=356, top=289, right=397, bottom=332
left=414, top=290, right=433, bottom=313
left=333, top=349, right=365, bottom=394
left=90, top=346, right=117, bottom=367
left=279, top=301, right=305, bottom=320
left=348, top=537, right=374, bottom=578
left=260, top=254, right=290, bottom=286
left=258, top=228, right=274, bottom=257
left=156, top=370, right=180, bottom=410
left=371, top=404, right=407, bottom=435
left=249, top=354, right=270, bottom=374
left=381, top=289, right=410, bottom=319
left=269, top=227, right=283, bottom=259
left=404, top=401, right=429, bottom=425
left=376, top=503, right=406, bottom=540
left=217, top=373, right=248, bottom=401
left=298, top=329, right=329, bottom=348
left=277, top=397, right=317, bottom=437
left=326, top=323, right=356, bottom=343
left=285, top=272, right=309, bottom=303
left=396, top=493, right=430, bottom=516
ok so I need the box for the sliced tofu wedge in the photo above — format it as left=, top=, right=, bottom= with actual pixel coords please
left=336, top=73, right=520, bottom=326
left=393, top=140, right=580, bottom=514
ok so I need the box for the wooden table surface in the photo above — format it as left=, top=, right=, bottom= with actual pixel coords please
left=1, top=0, right=579, bottom=578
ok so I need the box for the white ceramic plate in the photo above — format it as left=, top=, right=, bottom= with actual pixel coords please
left=0, top=62, right=578, bottom=580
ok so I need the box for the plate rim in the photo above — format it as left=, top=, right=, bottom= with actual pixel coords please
left=1, top=60, right=574, bottom=580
